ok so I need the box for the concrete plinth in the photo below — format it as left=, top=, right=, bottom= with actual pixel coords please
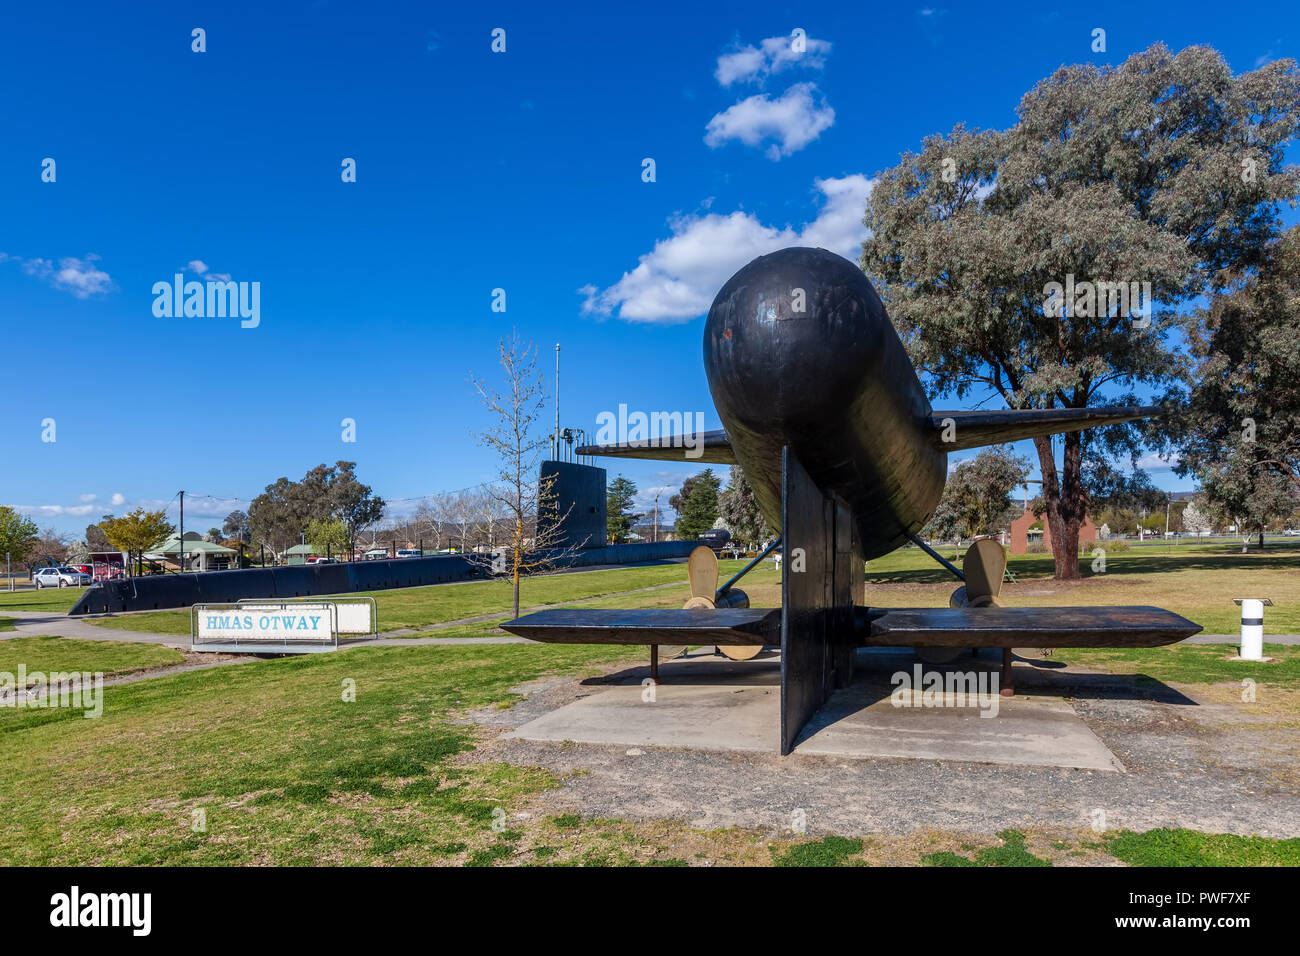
left=510, top=647, right=1124, bottom=772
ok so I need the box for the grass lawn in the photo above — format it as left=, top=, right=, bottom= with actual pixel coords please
left=0, top=642, right=648, bottom=864
left=1051, top=643, right=1300, bottom=687
left=87, top=560, right=774, bottom=638
left=0, top=617, right=14, bottom=631
left=918, top=828, right=1300, bottom=867
left=3, top=639, right=1295, bottom=866
left=85, top=609, right=193, bottom=636
left=1104, top=828, right=1300, bottom=866
left=0, top=635, right=184, bottom=680
left=0, top=586, right=86, bottom=613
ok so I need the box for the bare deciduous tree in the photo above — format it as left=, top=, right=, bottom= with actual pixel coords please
left=470, top=331, right=577, bottom=617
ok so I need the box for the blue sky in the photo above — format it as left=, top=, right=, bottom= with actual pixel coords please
left=2, top=1, right=1296, bottom=536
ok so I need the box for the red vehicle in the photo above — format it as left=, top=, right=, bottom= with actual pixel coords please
left=89, top=561, right=127, bottom=582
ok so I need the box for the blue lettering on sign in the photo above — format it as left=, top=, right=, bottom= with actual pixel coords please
left=204, top=608, right=330, bottom=636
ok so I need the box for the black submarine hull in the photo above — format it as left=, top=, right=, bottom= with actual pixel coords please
left=703, top=246, right=945, bottom=559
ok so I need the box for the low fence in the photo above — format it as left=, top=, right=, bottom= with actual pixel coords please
left=68, top=541, right=698, bottom=615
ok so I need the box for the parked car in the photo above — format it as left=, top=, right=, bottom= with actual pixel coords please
left=305, top=556, right=339, bottom=565
left=396, top=549, right=423, bottom=558
left=33, top=566, right=92, bottom=588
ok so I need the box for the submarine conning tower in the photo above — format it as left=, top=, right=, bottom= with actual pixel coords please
left=702, top=246, right=946, bottom=559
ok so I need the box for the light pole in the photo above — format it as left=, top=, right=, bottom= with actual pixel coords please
left=553, top=343, right=560, bottom=460
left=178, top=490, right=185, bottom=573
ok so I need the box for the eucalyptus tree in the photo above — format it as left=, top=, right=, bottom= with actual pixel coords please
left=1178, top=226, right=1300, bottom=548
left=862, top=44, right=1300, bottom=577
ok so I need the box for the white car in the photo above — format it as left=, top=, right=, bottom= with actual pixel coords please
left=33, top=566, right=92, bottom=588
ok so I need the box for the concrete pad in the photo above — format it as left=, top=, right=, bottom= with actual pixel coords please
left=511, top=650, right=781, bottom=752
left=510, top=647, right=1124, bottom=771
left=795, top=687, right=1123, bottom=771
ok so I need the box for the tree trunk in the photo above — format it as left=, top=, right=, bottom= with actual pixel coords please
left=513, top=518, right=523, bottom=618
left=1258, top=530, right=1265, bottom=550
left=1031, top=431, right=1084, bottom=579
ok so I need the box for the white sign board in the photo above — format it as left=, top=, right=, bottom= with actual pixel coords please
left=332, top=602, right=373, bottom=635
left=197, top=604, right=335, bottom=642
left=236, top=599, right=373, bottom=636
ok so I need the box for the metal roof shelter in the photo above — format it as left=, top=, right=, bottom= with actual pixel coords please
left=147, top=533, right=236, bottom=571
left=283, top=543, right=318, bottom=565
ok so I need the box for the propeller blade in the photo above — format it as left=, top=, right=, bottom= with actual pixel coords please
left=687, top=545, right=719, bottom=601
left=962, top=538, right=1007, bottom=605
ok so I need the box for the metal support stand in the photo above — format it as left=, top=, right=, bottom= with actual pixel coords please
left=650, top=644, right=659, bottom=683
left=907, top=532, right=965, bottom=583
left=1000, top=647, right=1015, bottom=697
left=716, top=537, right=782, bottom=599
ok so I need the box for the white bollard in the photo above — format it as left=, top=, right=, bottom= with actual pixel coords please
left=1239, top=599, right=1265, bottom=661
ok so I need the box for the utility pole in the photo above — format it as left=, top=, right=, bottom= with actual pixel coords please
left=653, top=495, right=659, bottom=543
left=553, top=343, right=561, bottom=461
left=178, top=490, right=185, bottom=574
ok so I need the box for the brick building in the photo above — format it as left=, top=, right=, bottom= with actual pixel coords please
left=1009, top=508, right=1098, bottom=555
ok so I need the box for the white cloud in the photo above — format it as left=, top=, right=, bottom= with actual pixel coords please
left=715, top=34, right=832, bottom=86
left=185, top=259, right=231, bottom=282
left=15, top=503, right=98, bottom=517
left=78, top=493, right=97, bottom=503
left=7, top=253, right=112, bottom=298
left=705, top=83, right=834, bottom=160
left=580, top=174, right=874, bottom=324
left=110, top=493, right=126, bottom=506
left=633, top=475, right=704, bottom=517
left=1137, top=452, right=1181, bottom=470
